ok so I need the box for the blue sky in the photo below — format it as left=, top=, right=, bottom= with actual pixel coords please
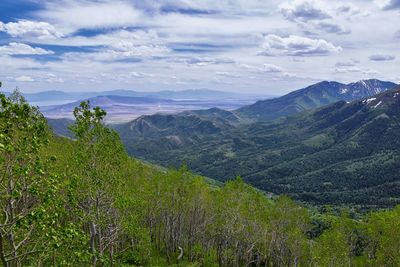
left=0, top=0, right=399, bottom=93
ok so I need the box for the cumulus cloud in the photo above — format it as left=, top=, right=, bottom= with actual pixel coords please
left=238, top=63, right=284, bottom=75
left=280, top=0, right=354, bottom=35
left=259, top=34, right=342, bottom=56
left=38, top=1, right=142, bottom=31
left=110, top=41, right=170, bottom=56
left=369, top=54, right=396, bottom=61
left=280, top=0, right=331, bottom=22
left=63, top=43, right=169, bottom=62
left=0, top=0, right=398, bottom=93
left=0, top=20, right=63, bottom=39
left=0, top=43, right=54, bottom=55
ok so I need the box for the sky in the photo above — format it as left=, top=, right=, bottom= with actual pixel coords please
left=0, top=0, right=399, bottom=94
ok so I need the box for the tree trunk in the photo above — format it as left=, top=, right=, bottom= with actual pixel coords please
left=0, top=233, right=9, bottom=267
left=89, top=221, right=97, bottom=266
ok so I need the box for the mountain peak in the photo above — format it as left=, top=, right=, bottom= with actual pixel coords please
left=312, top=80, right=342, bottom=87
left=237, top=79, right=398, bottom=121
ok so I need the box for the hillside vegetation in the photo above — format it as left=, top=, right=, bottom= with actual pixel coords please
left=117, top=86, right=400, bottom=209
left=2, top=91, right=400, bottom=266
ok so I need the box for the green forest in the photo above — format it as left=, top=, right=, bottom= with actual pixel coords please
left=1, top=90, right=400, bottom=267
left=117, top=87, right=400, bottom=209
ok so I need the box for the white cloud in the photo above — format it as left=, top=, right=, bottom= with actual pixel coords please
left=279, top=1, right=354, bottom=35
left=262, top=64, right=284, bottom=72
left=170, top=56, right=234, bottom=66
left=110, top=41, right=169, bottom=55
left=334, top=66, right=378, bottom=75
left=334, top=66, right=362, bottom=73
left=0, top=0, right=399, bottom=94
left=280, top=0, right=331, bottom=22
left=62, top=44, right=169, bottom=62
left=44, top=73, right=64, bottom=83
left=15, top=75, right=35, bottom=82
left=38, top=1, right=142, bottom=31
left=259, top=34, right=342, bottom=56
left=215, top=72, right=241, bottom=78
left=0, top=20, right=63, bottom=39
left=238, top=63, right=284, bottom=74
left=0, top=43, right=54, bottom=55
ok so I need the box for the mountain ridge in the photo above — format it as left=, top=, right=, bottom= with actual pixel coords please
left=236, top=79, right=397, bottom=121
left=115, top=85, right=400, bottom=208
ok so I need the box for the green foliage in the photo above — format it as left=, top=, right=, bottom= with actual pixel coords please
left=117, top=87, right=400, bottom=209
left=1, top=91, right=400, bottom=266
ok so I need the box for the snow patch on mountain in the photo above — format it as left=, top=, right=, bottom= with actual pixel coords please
left=363, top=97, right=376, bottom=104
left=372, top=100, right=382, bottom=109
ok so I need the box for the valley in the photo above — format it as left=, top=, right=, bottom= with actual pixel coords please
left=2, top=89, right=269, bottom=123
left=108, top=80, right=400, bottom=208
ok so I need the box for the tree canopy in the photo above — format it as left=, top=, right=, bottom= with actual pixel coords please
left=0, top=89, right=399, bottom=266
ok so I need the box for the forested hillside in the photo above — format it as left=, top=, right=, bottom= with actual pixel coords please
left=1, top=90, right=400, bottom=266
left=115, top=86, right=400, bottom=209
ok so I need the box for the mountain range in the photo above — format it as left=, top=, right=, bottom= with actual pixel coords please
left=237, top=79, right=397, bottom=121
left=1, top=88, right=270, bottom=105
left=1, top=89, right=269, bottom=122
left=106, top=79, right=400, bottom=208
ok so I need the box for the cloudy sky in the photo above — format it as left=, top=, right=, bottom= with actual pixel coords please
left=0, top=0, right=399, bottom=94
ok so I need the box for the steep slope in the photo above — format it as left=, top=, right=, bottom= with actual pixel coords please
left=118, top=86, right=400, bottom=208
left=114, top=107, right=238, bottom=153
left=236, top=79, right=397, bottom=121
left=114, top=79, right=397, bottom=154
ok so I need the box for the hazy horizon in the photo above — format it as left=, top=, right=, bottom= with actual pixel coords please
left=0, top=78, right=396, bottom=96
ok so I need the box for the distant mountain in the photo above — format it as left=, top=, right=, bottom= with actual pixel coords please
left=116, top=86, right=400, bottom=208
left=40, top=94, right=257, bottom=122
left=236, top=79, right=397, bottom=121
left=2, top=88, right=270, bottom=107
left=24, top=90, right=75, bottom=102
left=42, top=95, right=176, bottom=112
left=40, top=95, right=180, bottom=122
